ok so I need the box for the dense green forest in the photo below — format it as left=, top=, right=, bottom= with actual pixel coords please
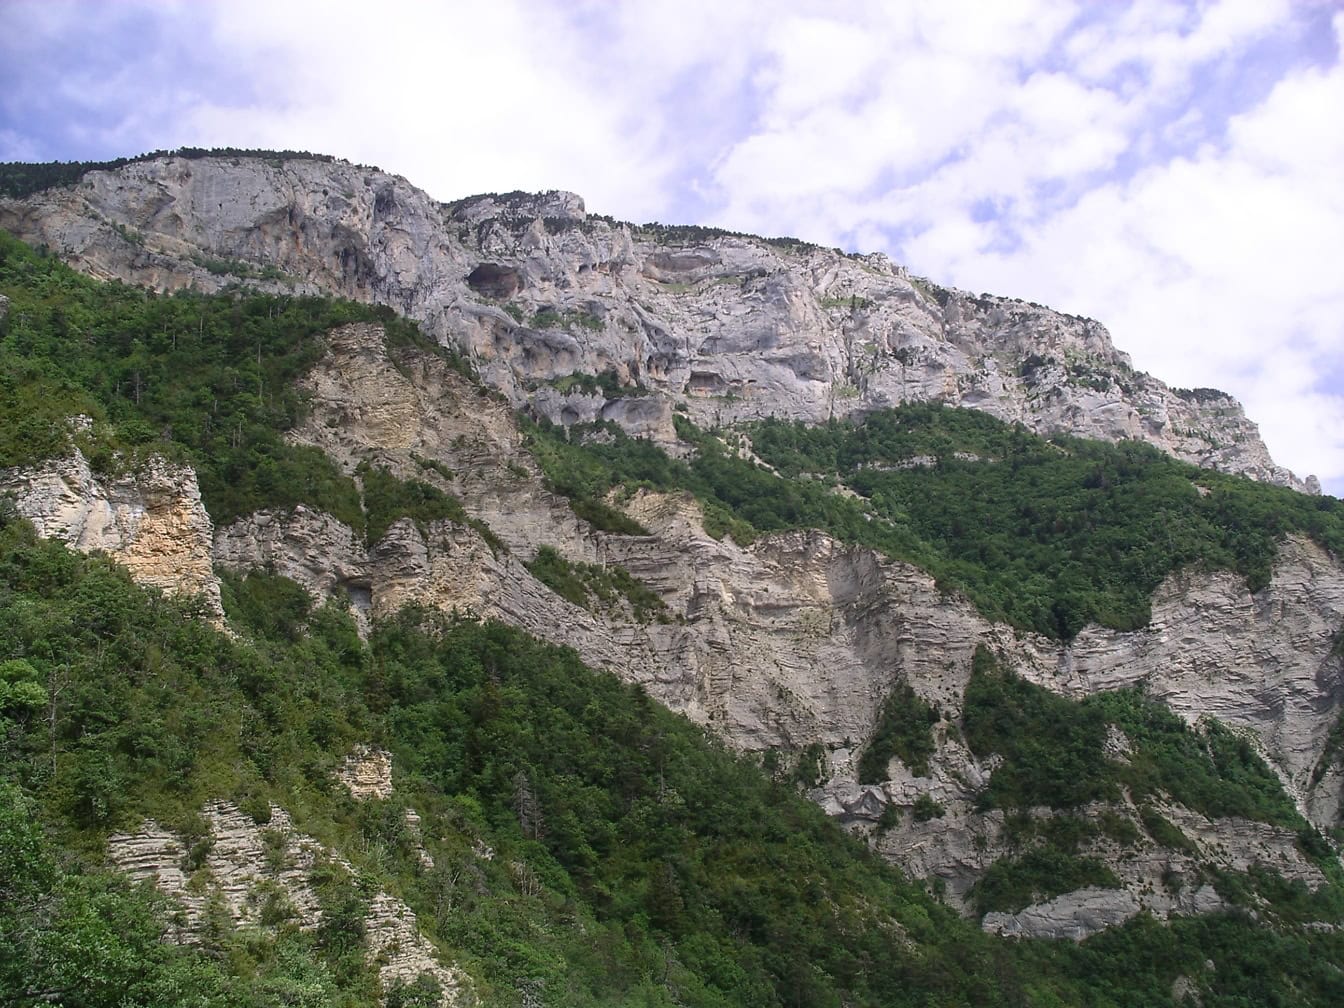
left=526, top=407, right=1344, bottom=639
left=5, top=508, right=1344, bottom=1006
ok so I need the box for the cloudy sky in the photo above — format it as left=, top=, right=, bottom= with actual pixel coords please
left=2, top=0, right=1341, bottom=493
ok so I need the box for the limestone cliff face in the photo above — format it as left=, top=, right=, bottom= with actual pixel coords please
left=5, top=317, right=1340, bottom=937
left=0, top=448, right=224, bottom=623
left=0, top=154, right=1309, bottom=490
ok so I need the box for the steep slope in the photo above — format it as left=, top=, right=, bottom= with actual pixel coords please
left=4, top=155, right=1344, bottom=968
left=0, top=151, right=1313, bottom=491
left=5, top=238, right=1341, bottom=941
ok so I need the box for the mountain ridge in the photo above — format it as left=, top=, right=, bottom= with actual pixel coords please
left=0, top=150, right=1316, bottom=494
left=4, top=154, right=1344, bottom=1004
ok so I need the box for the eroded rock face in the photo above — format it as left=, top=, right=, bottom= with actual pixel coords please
left=0, top=155, right=1311, bottom=490
left=7, top=319, right=1338, bottom=940
left=339, top=745, right=394, bottom=800
left=107, top=800, right=471, bottom=1006
left=0, top=449, right=223, bottom=623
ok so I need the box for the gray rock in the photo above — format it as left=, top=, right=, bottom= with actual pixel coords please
left=0, top=155, right=1311, bottom=491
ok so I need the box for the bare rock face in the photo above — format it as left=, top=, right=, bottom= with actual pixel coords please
left=338, top=745, right=394, bottom=800
left=0, top=449, right=223, bottom=623
left=108, top=800, right=472, bottom=1006
left=981, top=886, right=1224, bottom=942
left=1050, top=538, right=1344, bottom=797
left=0, top=155, right=1311, bottom=490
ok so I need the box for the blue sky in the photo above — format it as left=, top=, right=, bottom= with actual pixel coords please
left=2, top=0, right=1342, bottom=494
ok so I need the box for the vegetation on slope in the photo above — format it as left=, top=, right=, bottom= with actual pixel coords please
left=526, top=545, right=669, bottom=623
left=962, top=646, right=1305, bottom=830
left=0, top=230, right=468, bottom=532
left=0, top=509, right=1004, bottom=1005
left=525, top=406, right=1344, bottom=639
left=857, top=684, right=939, bottom=782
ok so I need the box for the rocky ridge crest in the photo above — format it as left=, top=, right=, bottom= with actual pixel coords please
left=0, top=154, right=1312, bottom=491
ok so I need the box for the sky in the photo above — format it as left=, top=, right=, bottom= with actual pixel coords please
left=2, top=0, right=1342, bottom=494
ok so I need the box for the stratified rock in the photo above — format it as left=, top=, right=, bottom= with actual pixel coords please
left=0, top=154, right=1312, bottom=490
left=0, top=449, right=223, bottom=622
left=338, top=745, right=394, bottom=800
left=108, top=800, right=471, bottom=1007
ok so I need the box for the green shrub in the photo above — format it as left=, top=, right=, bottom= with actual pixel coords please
left=858, top=683, right=939, bottom=782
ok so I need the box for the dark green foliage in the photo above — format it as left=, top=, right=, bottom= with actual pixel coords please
left=792, top=742, right=827, bottom=789
left=962, top=648, right=1306, bottom=830
left=858, top=683, right=939, bottom=782
left=973, top=845, right=1120, bottom=916
left=219, top=569, right=315, bottom=643
left=1091, top=689, right=1301, bottom=828
left=962, top=647, right=1116, bottom=810
left=191, top=253, right=292, bottom=283
left=528, top=310, right=605, bottom=335
left=526, top=545, right=668, bottom=623
left=544, top=369, right=643, bottom=398
left=358, top=463, right=468, bottom=544
left=525, top=415, right=898, bottom=548
left=633, top=222, right=838, bottom=258
left=526, top=544, right=591, bottom=608
left=1139, top=807, right=1197, bottom=854
left=522, top=419, right=658, bottom=535
left=912, top=794, right=945, bottom=822
left=0, top=783, right=254, bottom=1007
left=0, top=511, right=984, bottom=1005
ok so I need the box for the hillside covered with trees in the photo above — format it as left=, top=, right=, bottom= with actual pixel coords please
left=4, top=227, right=1344, bottom=1005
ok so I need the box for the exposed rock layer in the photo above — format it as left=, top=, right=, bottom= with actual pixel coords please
left=108, top=799, right=471, bottom=1006
left=0, top=154, right=1310, bottom=490
left=0, top=448, right=223, bottom=622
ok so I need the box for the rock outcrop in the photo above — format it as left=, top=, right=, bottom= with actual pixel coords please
left=0, top=154, right=1311, bottom=490
left=0, top=448, right=224, bottom=623
left=108, top=799, right=471, bottom=1006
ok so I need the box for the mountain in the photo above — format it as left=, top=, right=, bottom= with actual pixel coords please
left=0, top=151, right=1316, bottom=494
left=2, top=150, right=1344, bottom=1006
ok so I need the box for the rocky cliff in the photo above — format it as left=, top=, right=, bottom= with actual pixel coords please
left=3, top=154, right=1339, bottom=944
left=10, top=317, right=1340, bottom=940
left=0, top=154, right=1312, bottom=491
left=0, top=446, right=224, bottom=623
